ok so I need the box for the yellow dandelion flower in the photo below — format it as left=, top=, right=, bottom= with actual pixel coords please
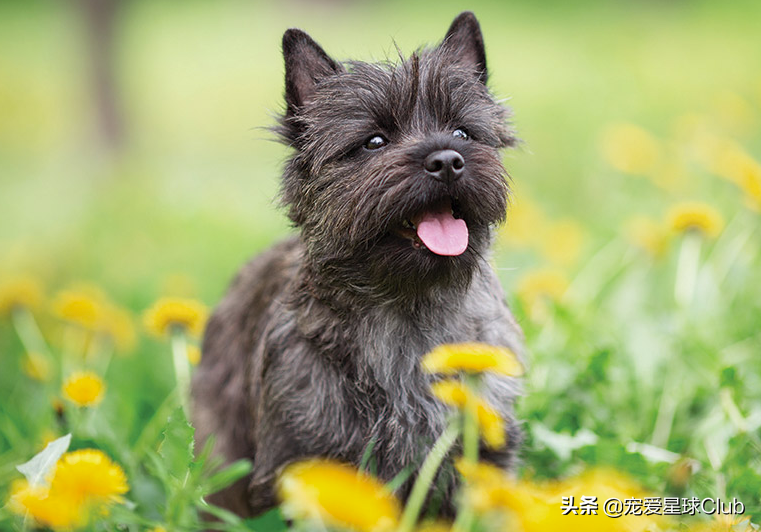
left=515, top=268, right=568, bottom=314
left=552, top=469, right=662, bottom=532
left=500, top=196, right=549, bottom=248
left=457, top=464, right=662, bottom=532
left=431, top=380, right=506, bottom=448
left=422, top=343, right=523, bottom=377
left=739, top=164, right=761, bottom=211
left=149, top=527, right=168, bottom=532
left=430, top=379, right=469, bottom=404
left=667, top=202, right=725, bottom=239
left=455, top=460, right=513, bottom=513
left=625, top=216, right=671, bottom=258
left=9, top=478, right=85, bottom=529
left=186, top=344, right=201, bottom=365
left=476, top=406, right=506, bottom=450
left=52, top=286, right=105, bottom=330
left=0, top=275, right=43, bottom=316
left=51, top=449, right=129, bottom=505
left=100, top=305, right=136, bottom=353
left=456, top=460, right=564, bottom=527
left=22, top=352, right=52, bottom=382
left=601, top=123, right=661, bottom=175
left=62, top=371, right=105, bottom=407
left=415, top=520, right=451, bottom=532
left=143, top=297, right=208, bottom=338
left=694, top=134, right=761, bottom=210
left=702, top=137, right=759, bottom=186
left=539, top=219, right=585, bottom=268
left=278, top=459, right=400, bottom=532
left=713, top=91, right=755, bottom=137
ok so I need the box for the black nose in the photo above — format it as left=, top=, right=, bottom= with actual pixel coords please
left=423, top=150, right=465, bottom=184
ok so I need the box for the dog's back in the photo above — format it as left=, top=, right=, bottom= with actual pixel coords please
left=192, top=237, right=301, bottom=515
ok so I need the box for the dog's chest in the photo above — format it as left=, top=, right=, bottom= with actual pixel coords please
left=345, top=306, right=477, bottom=463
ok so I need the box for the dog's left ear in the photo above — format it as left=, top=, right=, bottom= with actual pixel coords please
left=442, top=12, right=488, bottom=84
left=282, top=29, right=344, bottom=117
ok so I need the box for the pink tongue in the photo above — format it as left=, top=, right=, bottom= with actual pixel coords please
left=415, top=210, right=469, bottom=256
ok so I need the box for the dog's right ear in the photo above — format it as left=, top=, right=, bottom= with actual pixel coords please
left=283, top=29, right=343, bottom=117
left=442, top=12, right=488, bottom=84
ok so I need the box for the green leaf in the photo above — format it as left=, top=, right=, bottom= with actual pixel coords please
left=244, top=508, right=288, bottom=532
left=159, top=407, right=195, bottom=481
left=16, top=433, right=71, bottom=487
left=199, top=501, right=245, bottom=526
left=359, top=436, right=377, bottom=472
left=204, top=459, right=252, bottom=495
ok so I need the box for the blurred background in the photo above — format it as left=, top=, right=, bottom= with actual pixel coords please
left=2, top=0, right=761, bottom=525
left=2, top=0, right=759, bottom=301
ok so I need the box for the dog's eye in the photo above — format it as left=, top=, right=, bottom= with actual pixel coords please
left=364, top=135, right=388, bottom=151
left=453, top=128, right=469, bottom=140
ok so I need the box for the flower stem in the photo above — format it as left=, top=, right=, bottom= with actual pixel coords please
left=651, top=376, right=679, bottom=449
left=454, top=375, right=481, bottom=532
left=133, top=391, right=181, bottom=459
left=674, top=231, right=702, bottom=308
left=462, top=375, right=480, bottom=465
left=61, top=325, right=88, bottom=380
left=11, top=307, right=58, bottom=385
left=11, top=307, right=52, bottom=357
left=170, top=329, right=191, bottom=416
left=719, top=387, right=748, bottom=433
left=452, top=505, right=475, bottom=532
left=397, top=422, right=459, bottom=532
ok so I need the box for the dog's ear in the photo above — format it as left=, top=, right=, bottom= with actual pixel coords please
left=282, top=29, right=343, bottom=116
left=442, top=12, right=488, bottom=84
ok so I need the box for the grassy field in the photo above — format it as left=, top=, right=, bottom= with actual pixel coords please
left=1, top=1, right=760, bottom=530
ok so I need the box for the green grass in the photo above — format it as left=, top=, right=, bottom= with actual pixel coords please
left=1, top=1, right=760, bottom=530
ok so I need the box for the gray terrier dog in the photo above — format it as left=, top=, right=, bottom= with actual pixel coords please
left=192, top=11, right=525, bottom=517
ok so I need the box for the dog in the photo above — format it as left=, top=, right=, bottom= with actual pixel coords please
left=192, top=11, right=525, bottom=517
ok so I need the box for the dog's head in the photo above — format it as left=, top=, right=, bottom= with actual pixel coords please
left=276, top=12, right=516, bottom=300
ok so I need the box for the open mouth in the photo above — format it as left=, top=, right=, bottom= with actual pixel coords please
left=395, top=198, right=469, bottom=256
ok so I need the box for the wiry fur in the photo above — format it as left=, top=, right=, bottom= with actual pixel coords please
left=192, top=12, right=525, bottom=517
